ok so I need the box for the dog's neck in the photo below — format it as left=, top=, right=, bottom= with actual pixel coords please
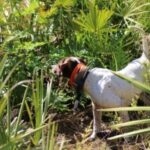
left=68, top=63, right=89, bottom=90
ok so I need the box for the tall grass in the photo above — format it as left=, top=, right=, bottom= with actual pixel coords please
left=0, top=55, right=62, bottom=150
left=1, top=0, right=150, bottom=148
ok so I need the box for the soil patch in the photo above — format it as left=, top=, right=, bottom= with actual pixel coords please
left=51, top=105, right=148, bottom=150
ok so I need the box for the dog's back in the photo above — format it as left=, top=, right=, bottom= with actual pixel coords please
left=84, top=35, right=150, bottom=107
left=118, top=35, right=150, bottom=81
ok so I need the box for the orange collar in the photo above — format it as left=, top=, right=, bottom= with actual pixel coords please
left=68, top=63, right=85, bottom=87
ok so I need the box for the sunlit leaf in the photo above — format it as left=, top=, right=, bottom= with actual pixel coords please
left=17, top=42, right=45, bottom=51
left=21, top=1, right=39, bottom=16
left=108, top=127, right=150, bottom=140
left=111, top=118, right=150, bottom=129
left=74, top=2, right=113, bottom=34
left=54, top=0, right=76, bottom=8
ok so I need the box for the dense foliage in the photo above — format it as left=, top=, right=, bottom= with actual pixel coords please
left=1, top=0, right=150, bottom=107
left=0, top=0, right=150, bottom=149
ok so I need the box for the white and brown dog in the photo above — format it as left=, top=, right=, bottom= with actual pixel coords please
left=53, top=35, right=150, bottom=140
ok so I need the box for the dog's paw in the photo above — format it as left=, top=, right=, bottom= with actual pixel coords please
left=83, top=136, right=95, bottom=143
left=85, top=133, right=97, bottom=142
left=84, top=130, right=112, bottom=143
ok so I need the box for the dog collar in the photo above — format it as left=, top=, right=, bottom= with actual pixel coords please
left=69, top=63, right=89, bottom=112
left=68, top=63, right=85, bottom=87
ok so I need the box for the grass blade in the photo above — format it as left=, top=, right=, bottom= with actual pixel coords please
left=0, top=124, right=49, bottom=150
left=0, top=60, right=22, bottom=91
left=108, top=127, right=150, bottom=140
left=111, top=118, right=150, bottom=129
left=0, top=54, right=7, bottom=77
left=14, top=86, right=29, bottom=136
left=99, top=106, right=150, bottom=112
left=112, top=71, right=150, bottom=93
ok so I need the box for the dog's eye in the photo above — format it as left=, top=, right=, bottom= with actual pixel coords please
left=58, top=65, right=61, bottom=69
left=59, top=64, right=67, bottom=73
left=62, top=65, right=67, bottom=71
left=61, top=65, right=68, bottom=76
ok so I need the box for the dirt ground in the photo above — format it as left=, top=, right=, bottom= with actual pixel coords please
left=52, top=105, right=149, bottom=150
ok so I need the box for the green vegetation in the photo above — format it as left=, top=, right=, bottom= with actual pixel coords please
left=1, top=0, right=150, bottom=149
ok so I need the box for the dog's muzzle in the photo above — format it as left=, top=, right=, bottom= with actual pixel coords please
left=52, top=65, right=62, bottom=77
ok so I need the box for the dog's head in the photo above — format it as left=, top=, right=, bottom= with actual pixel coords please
left=52, top=57, right=86, bottom=78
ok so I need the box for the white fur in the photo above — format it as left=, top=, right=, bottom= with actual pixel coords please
left=83, top=35, right=150, bottom=140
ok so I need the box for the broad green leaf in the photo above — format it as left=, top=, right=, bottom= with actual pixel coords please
left=21, top=1, right=39, bottom=16
left=116, top=0, right=150, bottom=27
left=74, top=2, right=113, bottom=34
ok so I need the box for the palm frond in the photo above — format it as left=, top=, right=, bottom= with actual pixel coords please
left=74, top=1, right=113, bottom=34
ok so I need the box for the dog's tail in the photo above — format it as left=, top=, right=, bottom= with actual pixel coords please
left=142, top=34, right=150, bottom=60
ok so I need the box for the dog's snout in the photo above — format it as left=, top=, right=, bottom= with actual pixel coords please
left=53, top=69, right=59, bottom=75
left=52, top=65, right=62, bottom=76
left=53, top=69, right=57, bottom=74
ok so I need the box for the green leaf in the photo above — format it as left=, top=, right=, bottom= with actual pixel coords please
left=18, top=42, right=46, bottom=51
left=108, top=127, right=150, bottom=140
left=0, top=60, right=22, bottom=91
left=116, top=0, right=150, bottom=27
left=74, top=2, right=113, bottom=34
left=0, top=54, right=7, bottom=78
left=99, top=106, right=150, bottom=112
left=112, top=71, right=150, bottom=93
left=21, top=1, right=39, bottom=16
left=0, top=124, right=48, bottom=150
left=54, top=0, right=76, bottom=8
left=111, top=118, right=150, bottom=129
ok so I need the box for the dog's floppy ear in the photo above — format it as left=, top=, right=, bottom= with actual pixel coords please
left=60, top=61, right=68, bottom=70
left=57, top=58, right=68, bottom=70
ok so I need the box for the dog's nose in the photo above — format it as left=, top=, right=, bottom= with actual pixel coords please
left=53, top=68, right=61, bottom=76
left=54, top=70, right=57, bottom=74
left=53, top=69, right=58, bottom=75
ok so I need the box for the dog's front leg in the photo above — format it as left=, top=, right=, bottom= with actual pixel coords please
left=89, top=102, right=102, bottom=141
